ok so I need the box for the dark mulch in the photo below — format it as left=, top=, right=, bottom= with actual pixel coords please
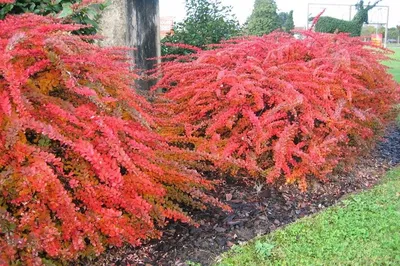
left=78, top=124, right=400, bottom=266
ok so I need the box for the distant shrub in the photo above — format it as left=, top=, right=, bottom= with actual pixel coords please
left=161, top=0, right=240, bottom=56
left=0, top=14, right=226, bottom=264
left=153, top=31, right=400, bottom=189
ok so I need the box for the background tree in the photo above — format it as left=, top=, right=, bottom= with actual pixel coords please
left=361, top=25, right=399, bottom=44
left=387, top=27, right=400, bottom=41
left=278, top=11, right=288, bottom=28
left=281, top=10, right=294, bottom=33
left=0, top=0, right=108, bottom=35
left=161, top=0, right=240, bottom=56
left=361, top=25, right=377, bottom=36
left=397, top=25, right=400, bottom=43
left=246, top=0, right=280, bottom=36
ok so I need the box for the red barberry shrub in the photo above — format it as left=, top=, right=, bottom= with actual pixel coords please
left=0, top=13, right=226, bottom=265
left=153, top=31, right=400, bottom=189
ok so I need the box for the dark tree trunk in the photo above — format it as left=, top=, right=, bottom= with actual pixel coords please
left=127, top=0, right=160, bottom=90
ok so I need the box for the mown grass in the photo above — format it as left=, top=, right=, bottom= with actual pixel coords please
left=384, top=48, right=400, bottom=124
left=215, top=168, right=400, bottom=266
left=385, top=47, right=400, bottom=82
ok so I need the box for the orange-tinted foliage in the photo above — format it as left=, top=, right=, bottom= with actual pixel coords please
left=0, top=14, right=225, bottom=264
left=153, top=31, right=400, bottom=189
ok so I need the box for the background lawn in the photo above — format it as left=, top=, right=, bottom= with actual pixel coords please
left=215, top=168, right=400, bottom=266
left=385, top=47, right=400, bottom=82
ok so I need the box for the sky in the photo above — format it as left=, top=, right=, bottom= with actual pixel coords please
left=160, top=0, right=400, bottom=28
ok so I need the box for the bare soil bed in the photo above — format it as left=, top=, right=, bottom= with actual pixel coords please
left=79, top=124, right=400, bottom=266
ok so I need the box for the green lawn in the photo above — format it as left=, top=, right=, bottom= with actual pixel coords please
left=385, top=47, right=400, bottom=82
left=215, top=168, right=400, bottom=265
